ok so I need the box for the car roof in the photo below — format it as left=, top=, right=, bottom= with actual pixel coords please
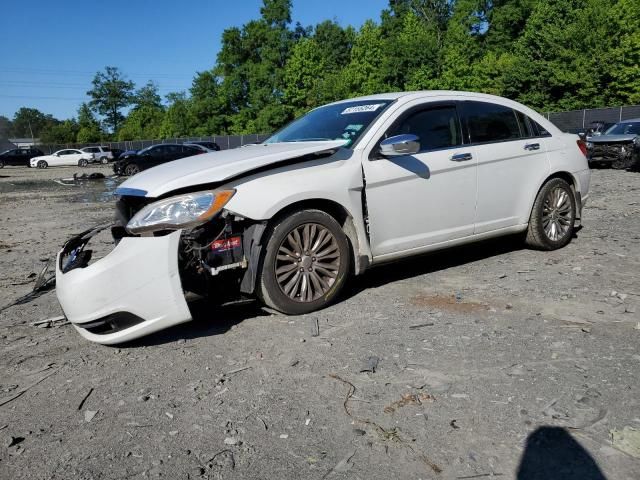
left=619, top=118, right=640, bottom=123
left=327, top=90, right=526, bottom=106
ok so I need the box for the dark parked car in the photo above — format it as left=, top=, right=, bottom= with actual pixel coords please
left=110, top=148, right=125, bottom=160
left=587, top=119, right=640, bottom=169
left=0, top=148, right=44, bottom=168
left=189, top=141, right=220, bottom=151
left=579, top=120, right=614, bottom=140
left=113, top=144, right=204, bottom=176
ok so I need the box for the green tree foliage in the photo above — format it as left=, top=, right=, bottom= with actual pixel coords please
left=40, top=119, right=79, bottom=144
left=0, top=116, right=12, bottom=139
left=9, top=0, right=640, bottom=141
left=11, top=108, right=57, bottom=138
left=76, top=103, right=103, bottom=143
left=87, top=66, right=135, bottom=132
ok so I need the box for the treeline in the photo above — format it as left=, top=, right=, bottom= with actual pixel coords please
left=3, top=0, right=639, bottom=144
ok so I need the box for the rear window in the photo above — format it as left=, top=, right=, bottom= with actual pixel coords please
left=462, top=101, right=521, bottom=143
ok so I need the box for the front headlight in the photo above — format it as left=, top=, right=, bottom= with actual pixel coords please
left=126, top=189, right=235, bottom=234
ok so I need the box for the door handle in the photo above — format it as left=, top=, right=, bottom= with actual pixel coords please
left=524, top=143, right=540, bottom=151
left=451, top=152, right=473, bottom=162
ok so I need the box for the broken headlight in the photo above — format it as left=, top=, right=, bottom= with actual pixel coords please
left=126, top=190, right=235, bottom=234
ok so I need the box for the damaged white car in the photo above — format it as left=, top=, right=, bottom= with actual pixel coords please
left=56, top=91, right=591, bottom=344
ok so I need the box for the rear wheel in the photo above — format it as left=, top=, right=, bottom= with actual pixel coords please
left=37, top=160, right=48, bottom=169
left=525, top=178, right=576, bottom=250
left=124, top=163, right=140, bottom=176
left=257, top=209, right=351, bottom=315
left=100, top=156, right=108, bottom=164
left=78, top=159, right=89, bottom=167
left=0, top=160, right=4, bottom=168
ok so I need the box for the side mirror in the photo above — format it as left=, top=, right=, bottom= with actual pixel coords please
left=380, top=134, right=420, bottom=157
left=54, top=153, right=60, bottom=156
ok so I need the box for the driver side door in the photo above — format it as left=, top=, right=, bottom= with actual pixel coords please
left=362, top=101, right=478, bottom=258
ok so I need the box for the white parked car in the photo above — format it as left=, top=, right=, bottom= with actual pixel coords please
left=81, top=146, right=113, bottom=164
left=56, top=91, right=591, bottom=344
left=30, top=149, right=93, bottom=168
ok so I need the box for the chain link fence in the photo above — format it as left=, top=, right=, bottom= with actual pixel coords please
left=545, top=105, right=640, bottom=133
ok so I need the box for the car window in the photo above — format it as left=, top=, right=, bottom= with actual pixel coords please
left=463, top=101, right=521, bottom=143
left=388, top=105, right=462, bottom=151
left=58, top=150, right=71, bottom=155
left=530, top=120, right=551, bottom=137
left=514, top=110, right=536, bottom=137
left=605, top=122, right=640, bottom=135
left=149, top=146, right=166, bottom=156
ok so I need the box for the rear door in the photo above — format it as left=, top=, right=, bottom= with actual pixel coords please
left=459, top=101, right=550, bottom=234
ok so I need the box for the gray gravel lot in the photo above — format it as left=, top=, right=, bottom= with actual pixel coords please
left=0, top=164, right=639, bottom=479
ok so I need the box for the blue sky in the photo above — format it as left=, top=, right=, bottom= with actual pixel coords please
left=0, top=0, right=388, bottom=120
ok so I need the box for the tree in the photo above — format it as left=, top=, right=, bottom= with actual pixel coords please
left=189, top=70, right=227, bottom=135
left=133, top=81, right=163, bottom=110
left=40, top=119, right=79, bottom=144
left=11, top=108, right=57, bottom=138
left=0, top=116, right=11, bottom=139
left=160, top=92, right=194, bottom=138
left=118, top=106, right=165, bottom=140
left=87, top=66, right=135, bottom=132
left=76, top=103, right=103, bottom=143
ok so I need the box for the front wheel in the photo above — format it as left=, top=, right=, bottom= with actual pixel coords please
left=0, top=160, right=4, bottom=168
left=257, top=209, right=351, bottom=315
left=124, top=163, right=140, bottom=176
left=525, top=178, right=576, bottom=250
left=37, top=161, right=48, bottom=169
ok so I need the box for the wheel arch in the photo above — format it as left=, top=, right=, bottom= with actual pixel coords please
left=264, top=198, right=367, bottom=276
left=528, top=171, right=581, bottom=222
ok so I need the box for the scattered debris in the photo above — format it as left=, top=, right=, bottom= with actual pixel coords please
left=224, top=366, right=252, bottom=376
left=450, top=420, right=460, bottom=429
left=456, top=474, right=504, bottom=479
left=310, top=317, right=320, bottom=337
left=360, top=356, right=379, bottom=374
left=279, top=434, right=289, bottom=439
left=223, top=437, right=240, bottom=446
left=84, top=410, right=98, bottom=422
left=610, top=427, right=640, bottom=458
left=384, top=392, right=435, bottom=413
left=323, top=449, right=356, bottom=478
left=409, top=322, right=435, bottom=329
left=0, top=260, right=56, bottom=313
left=0, top=369, right=58, bottom=407
left=77, top=388, right=94, bottom=410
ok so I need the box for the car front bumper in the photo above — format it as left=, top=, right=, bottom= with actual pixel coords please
left=55, top=228, right=192, bottom=345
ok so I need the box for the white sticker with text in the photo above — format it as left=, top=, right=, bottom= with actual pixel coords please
left=341, top=104, right=385, bottom=115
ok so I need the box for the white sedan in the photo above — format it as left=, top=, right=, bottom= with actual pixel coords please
left=55, top=90, right=591, bottom=344
left=30, top=149, right=93, bottom=168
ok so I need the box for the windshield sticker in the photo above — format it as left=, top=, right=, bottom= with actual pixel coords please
left=345, top=124, right=363, bottom=131
left=341, top=104, right=385, bottom=115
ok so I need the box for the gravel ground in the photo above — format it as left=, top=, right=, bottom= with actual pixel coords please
left=0, top=164, right=639, bottom=479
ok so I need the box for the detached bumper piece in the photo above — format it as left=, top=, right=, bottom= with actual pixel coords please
left=56, top=228, right=192, bottom=345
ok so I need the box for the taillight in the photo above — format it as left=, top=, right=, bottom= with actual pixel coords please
left=577, top=139, right=588, bottom=157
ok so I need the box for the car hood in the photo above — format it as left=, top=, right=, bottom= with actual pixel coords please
left=116, top=140, right=347, bottom=198
left=589, top=134, right=637, bottom=143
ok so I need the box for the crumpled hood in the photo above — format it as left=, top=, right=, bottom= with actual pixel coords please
left=589, top=134, right=637, bottom=143
left=116, top=140, right=346, bottom=198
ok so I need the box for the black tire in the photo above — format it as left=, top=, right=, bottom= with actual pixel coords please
left=37, top=160, right=48, bottom=169
left=78, top=159, right=89, bottom=167
left=257, top=209, right=351, bottom=315
left=100, top=156, right=108, bottom=164
left=124, top=163, right=140, bottom=176
left=525, top=178, right=576, bottom=250
left=0, top=160, right=4, bottom=168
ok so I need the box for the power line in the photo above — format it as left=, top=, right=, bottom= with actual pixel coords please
left=0, top=94, right=89, bottom=100
left=0, top=67, right=196, bottom=79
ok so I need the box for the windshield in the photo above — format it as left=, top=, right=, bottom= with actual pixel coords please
left=266, top=100, right=394, bottom=148
left=605, top=122, right=640, bottom=135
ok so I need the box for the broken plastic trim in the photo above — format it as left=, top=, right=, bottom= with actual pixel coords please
left=78, top=312, right=145, bottom=335
left=59, top=223, right=112, bottom=273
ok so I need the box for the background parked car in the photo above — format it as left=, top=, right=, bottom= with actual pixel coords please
left=113, top=143, right=204, bottom=176
left=578, top=120, right=614, bottom=140
left=189, top=141, right=220, bottom=151
left=110, top=148, right=125, bottom=160
left=183, top=143, right=218, bottom=153
left=0, top=148, right=44, bottom=168
left=587, top=119, right=640, bottom=169
left=80, top=146, right=114, bottom=164
left=29, top=149, right=93, bottom=169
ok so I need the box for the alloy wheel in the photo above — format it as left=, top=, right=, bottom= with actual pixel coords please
left=275, top=223, right=341, bottom=303
left=542, top=187, right=573, bottom=241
